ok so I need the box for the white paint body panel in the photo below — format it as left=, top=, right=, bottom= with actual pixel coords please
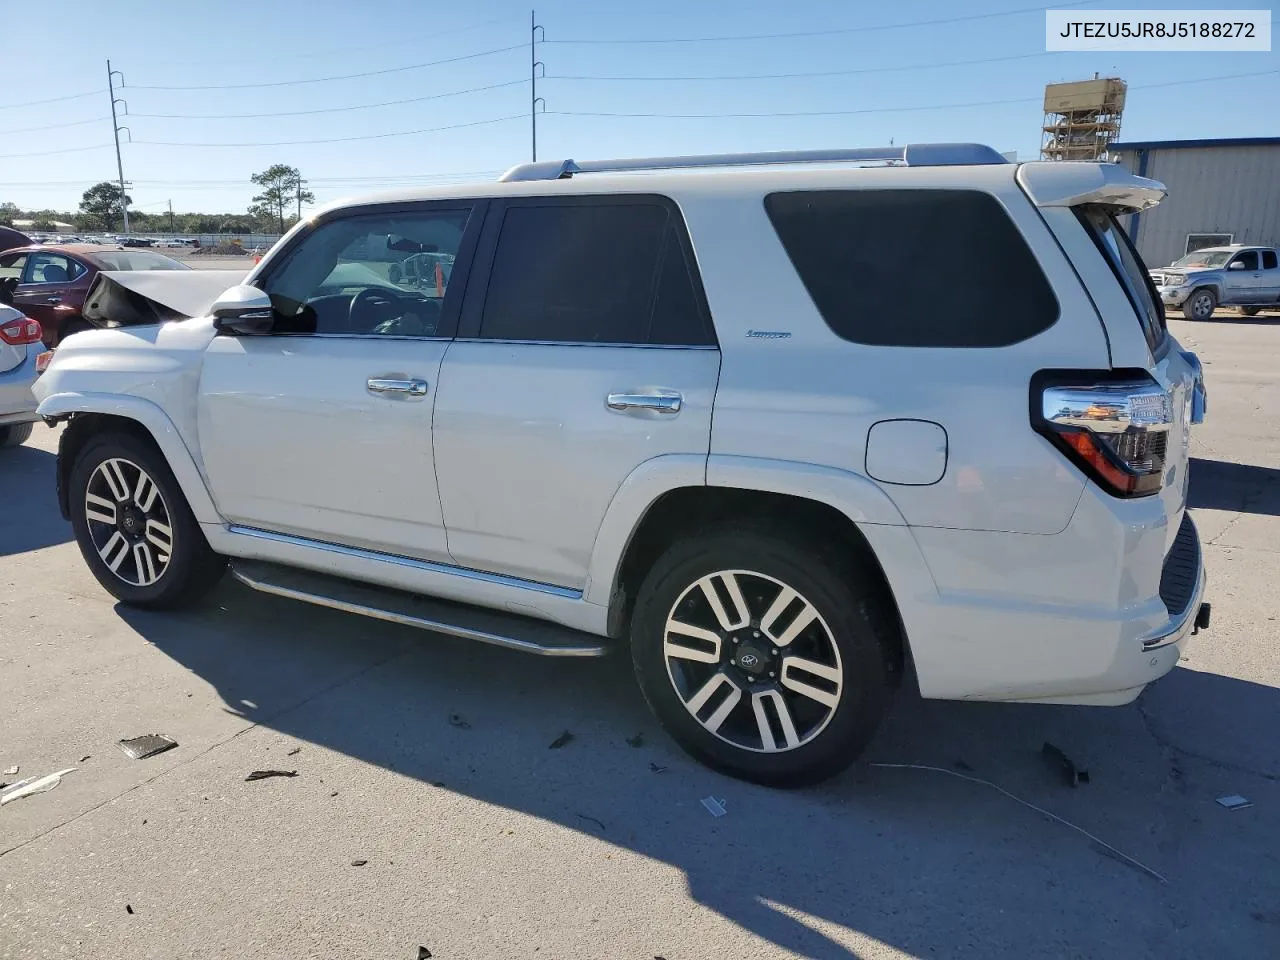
left=865, top=420, right=947, bottom=486
left=38, top=157, right=1204, bottom=708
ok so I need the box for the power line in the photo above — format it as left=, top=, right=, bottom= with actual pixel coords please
left=131, top=79, right=526, bottom=120
left=3, top=172, right=504, bottom=187
left=548, top=68, right=1280, bottom=121
left=126, top=43, right=526, bottom=91
left=0, top=90, right=99, bottom=111
left=5, top=116, right=112, bottom=134
left=134, top=113, right=525, bottom=148
left=0, top=143, right=113, bottom=160
left=550, top=51, right=1054, bottom=82
left=542, top=0, right=1101, bottom=43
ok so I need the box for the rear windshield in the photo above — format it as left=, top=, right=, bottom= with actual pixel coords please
left=93, top=251, right=190, bottom=271
left=1076, top=207, right=1165, bottom=353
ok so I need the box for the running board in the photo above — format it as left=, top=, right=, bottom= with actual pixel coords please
left=229, top=560, right=608, bottom=658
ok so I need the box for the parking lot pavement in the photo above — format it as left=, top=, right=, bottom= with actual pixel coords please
left=1, top=316, right=1278, bottom=960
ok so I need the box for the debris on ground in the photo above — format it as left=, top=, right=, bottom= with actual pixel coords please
left=417, top=948, right=433, bottom=959
left=1217, top=794, right=1252, bottom=810
left=448, top=713, right=471, bottom=729
left=79, top=755, right=91, bottom=763
left=1042, top=742, right=1090, bottom=787
left=548, top=731, right=575, bottom=749
left=351, top=859, right=368, bottom=867
left=118, top=734, right=178, bottom=761
left=0, top=768, right=77, bottom=806
left=649, top=762, right=668, bottom=774
left=330, top=791, right=339, bottom=797
left=700, top=796, right=728, bottom=818
left=125, top=904, right=134, bottom=915
left=245, top=770, right=298, bottom=782
left=3, top=765, right=17, bottom=776
left=870, top=762, right=1167, bottom=883
left=626, top=733, right=644, bottom=748
left=576, top=813, right=606, bottom=832
left=287, top=747, right=302, bottom=756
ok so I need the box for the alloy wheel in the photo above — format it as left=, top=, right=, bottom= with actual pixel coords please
left=83, top=458, right=174, bottom=587
left=1190, top=292, right=1215, bottom=320
left=663, top=569, right=844, bottom=753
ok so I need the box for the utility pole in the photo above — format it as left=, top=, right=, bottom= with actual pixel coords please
left=106, top=60, right=130, bottom=235
left=168, top=199, right=174, bottom=233
left=296, top=179, right=302, bottom=222
left=530, top=11, right=545, bottom=161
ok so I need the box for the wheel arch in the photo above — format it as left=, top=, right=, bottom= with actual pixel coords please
left=41, top=392, right=221, bottom=524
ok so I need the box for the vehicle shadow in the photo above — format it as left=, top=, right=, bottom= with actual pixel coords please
left=0, top=443, right=71, bottom=555
left=116, top=581, right=1280, bottom=959
left=1189, top=457, right=1280, bottom=517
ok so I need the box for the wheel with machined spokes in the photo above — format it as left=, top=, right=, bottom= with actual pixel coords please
left=631, top=525, right=894, bottom=786
left=69, top=431, right=225, bottom=608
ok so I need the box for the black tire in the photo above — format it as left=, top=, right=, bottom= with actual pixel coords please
left=388, top=264, right=402, bottom=284
left=1238, top=306, right=1261, bottom=317
left=630, top=524, right=894, bottom=787
left=0, top=422, right=34, bottom=447
left=1184, top=288, right=1217, bottom=321
left=69, top=430, right=225, bottom=608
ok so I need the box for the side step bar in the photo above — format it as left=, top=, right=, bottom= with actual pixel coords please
left=229, top=560, right=608, bottom=658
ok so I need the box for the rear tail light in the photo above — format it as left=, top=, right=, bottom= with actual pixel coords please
left=35, top=350, right=55, bottom=373
left=1034, top=374, right=1172, bottom=498
left=0, top=315, right=42, bottom=345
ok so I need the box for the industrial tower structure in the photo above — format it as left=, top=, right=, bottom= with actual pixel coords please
left=1041, top=77, right=1127, bottom=161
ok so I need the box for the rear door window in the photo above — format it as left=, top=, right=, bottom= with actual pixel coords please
left=764, top=189, right=1059, bottom=348
left=1263, top=250, right=1279, bottom=270
left=476, top=198, right=714, bottom=346
left=1076, top=206, right=1166, bottom=353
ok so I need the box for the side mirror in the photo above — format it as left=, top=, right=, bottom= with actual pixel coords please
left=211, top=284, right=274, bottom=335
left=1227, top=261, right=1247, bottom=271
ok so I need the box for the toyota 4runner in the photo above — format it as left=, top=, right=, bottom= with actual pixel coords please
left=34, top=144, right=1210, bottom=786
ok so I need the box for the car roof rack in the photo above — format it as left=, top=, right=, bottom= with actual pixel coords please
left=499, top=143, right=1008, bottom=182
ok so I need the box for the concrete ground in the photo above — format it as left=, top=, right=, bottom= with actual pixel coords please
left=1, top=315, right=1277, bottom=960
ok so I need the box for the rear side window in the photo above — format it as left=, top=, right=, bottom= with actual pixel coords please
left=764, top=189, right=1059, bottom=348
left=1076, top=206, right=1166, bottom=353
left=479, top=199, right=713, bottom=346
left=1264, top=250, right=1279, bottom=270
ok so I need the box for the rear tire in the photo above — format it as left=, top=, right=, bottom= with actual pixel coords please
left=1184, top=288, right=1217, bottom=321
left=1238, top=306, right=1261, bottom=317
left=0, top=422, right=34, bottom=447
left=69, top=431, right=225, bottom=608
left=630, top=524, right=894, bottom=787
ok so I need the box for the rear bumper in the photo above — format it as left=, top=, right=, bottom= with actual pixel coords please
left=0, top=348, right=40, bottom=425
left=902, top=489, right=1208, bottom=705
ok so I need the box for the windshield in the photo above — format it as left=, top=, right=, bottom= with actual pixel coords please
left=93, top=251, right=190, bottom=271
left=1171, top=250, right=1233, bottom=269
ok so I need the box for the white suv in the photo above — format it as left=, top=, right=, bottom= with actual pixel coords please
left=34, top=144, right=1210, bottom=786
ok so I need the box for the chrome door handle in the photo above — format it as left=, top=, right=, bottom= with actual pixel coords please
left=46, top=297, right=61, bottom=304
left=607, top=391, right=682, bottom=414
left=367, top=377, right=428, bottom=397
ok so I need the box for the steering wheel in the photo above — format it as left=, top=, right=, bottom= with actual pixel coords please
left=347, top=286, right=398, bottom=332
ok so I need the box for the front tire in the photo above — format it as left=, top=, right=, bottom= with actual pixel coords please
left=630, top=525, right=894, bottom=787
left=69, top=431, right=225, bottom=608
left=1185, top=288, right=1217, bottom=321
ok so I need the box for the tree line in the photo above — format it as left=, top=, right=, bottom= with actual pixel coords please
left=0, top=164, right=315, bottom=235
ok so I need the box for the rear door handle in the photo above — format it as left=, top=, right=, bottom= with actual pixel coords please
left=367, top=377, right=428, bottom=398
left=46, top=297, right=61, bottom=304
left=607, top=391, right=682, bottom=415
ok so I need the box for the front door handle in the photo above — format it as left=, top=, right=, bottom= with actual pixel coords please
left=46, top=297, right=61, bottom=304
left=367, top=377, right=428, bottom=397
left=607, top=391, right=683, bottom=415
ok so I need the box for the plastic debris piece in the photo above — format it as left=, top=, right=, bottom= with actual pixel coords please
left=1042, top=742, right=1090, bottom=787
left=330, top=791, right=338, bottom=797
left=448, top=713, right=470, bottom=729
left=3, top=765, right=17, bottom=776
left=626, top=733, right=644, bottom=748
left=287, top=747, right=301, bottom=756
left=548, top=731, right=575, bottom=749
left=119, top=734, right=178, bottom=761
left=649, top=762, right=667, bottom=774
left=1217, top=794, right=1252, bottom=810
left=417, top=948, right=433, bottom=959
left=701, top=796, right=728, bottom=818
left=125, top=905, right=134, bottom=915
left=576, top=812, right=606, bottom=832
left=245, top=769, right=297, bottom=782
left=0, top=768, right=76, bottom=806
left=79, top=756, right=91, bottom=763
left=351, top=859, right=368, bottom=867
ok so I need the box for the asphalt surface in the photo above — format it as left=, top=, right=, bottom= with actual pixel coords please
left=1, top=314, right=1278, bottom=959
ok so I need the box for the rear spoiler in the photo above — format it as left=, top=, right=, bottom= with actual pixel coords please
left=1016, top=162, right=1166, bottom=212
left=82, top=270, right=249, bottom=328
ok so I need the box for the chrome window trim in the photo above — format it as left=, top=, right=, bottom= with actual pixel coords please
left=453, top=337, right=718, bottom=350
left=225, top=524, right=583, bottom=599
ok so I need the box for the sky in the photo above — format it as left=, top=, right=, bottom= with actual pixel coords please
left=1, top=0, right=1277, bottom=218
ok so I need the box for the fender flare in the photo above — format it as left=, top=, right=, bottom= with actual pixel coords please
left=583, top=452, right=934, bottom=608
left=38, top=391, right=223, bottom=524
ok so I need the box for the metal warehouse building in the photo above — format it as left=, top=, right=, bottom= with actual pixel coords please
left=1109, top=137, right=1280, bottom=268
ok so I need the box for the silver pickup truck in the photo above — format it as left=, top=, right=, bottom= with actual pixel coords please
left=1150, top=244, right=1280, bottom=320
